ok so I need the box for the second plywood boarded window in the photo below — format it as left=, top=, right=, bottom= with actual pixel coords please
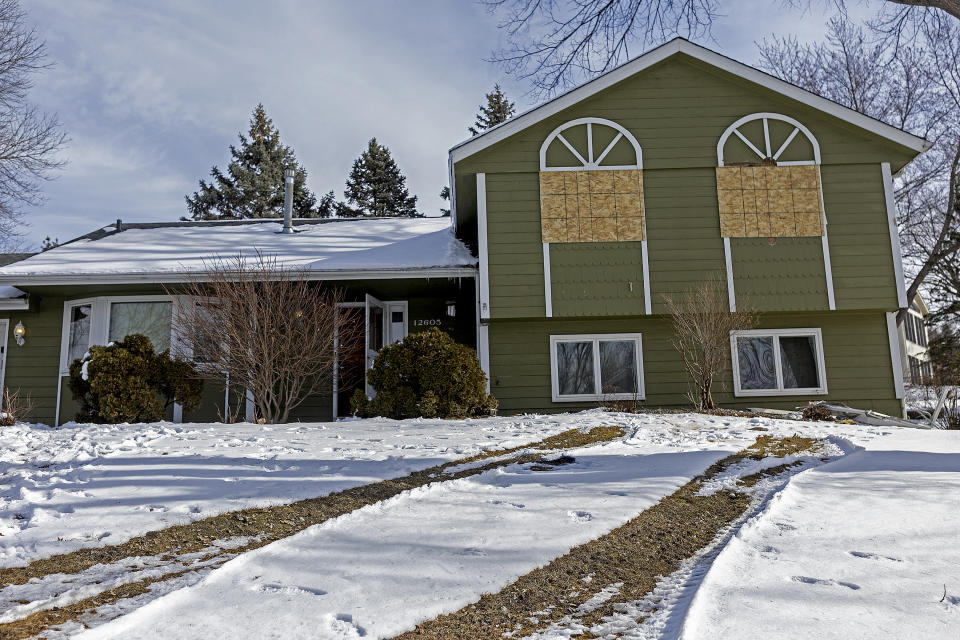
left=716, top=164, right=824, bottom=238
left=540, top=170, right=645, bottom=243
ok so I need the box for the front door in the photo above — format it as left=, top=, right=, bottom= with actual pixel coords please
left=365, top=294, right=388, bottom=397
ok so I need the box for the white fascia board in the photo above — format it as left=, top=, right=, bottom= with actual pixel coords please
left=448, top=39, right=928, bottom=165
left=0, top=267, right=479, bottom=286
left=0, top=298, right=28, bottom=310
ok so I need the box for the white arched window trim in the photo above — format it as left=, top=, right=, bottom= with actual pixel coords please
left=717, top=112, right=821, bottom=166
left=540, top=117, right=643, bottom=171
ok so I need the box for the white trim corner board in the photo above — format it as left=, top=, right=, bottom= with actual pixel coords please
left=476, top=172, right=491, bottom=321
left=881, top=162, right=908, bottom=309
left=886, top=312, right=906, bottom=400
left=542, top=242, right=553, bottom=317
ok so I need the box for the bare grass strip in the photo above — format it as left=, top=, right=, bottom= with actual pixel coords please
left=0, top=426, right=623, bottom=640
left=393, top=435, right=819, bottom=640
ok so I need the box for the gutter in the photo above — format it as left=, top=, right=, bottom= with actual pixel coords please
left=0, top=266, right=479, bottom=287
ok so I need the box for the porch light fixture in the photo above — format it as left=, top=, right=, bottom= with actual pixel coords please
left=13, top=321, right=25, bottom=346
left=446, top=300, right=456, bottom=317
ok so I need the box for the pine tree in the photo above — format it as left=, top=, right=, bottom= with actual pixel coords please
left=40, top=236, right=59, bottom=251
left=439, top=186, right=451, bottom=217
left=186, top=104, right=326, bottom=220
left=343, top=138, right=420, bottom=217
left=468, top=84, right=516, bottom=136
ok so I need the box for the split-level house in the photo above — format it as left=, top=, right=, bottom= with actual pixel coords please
left=0, top=39, right=928, bottom=425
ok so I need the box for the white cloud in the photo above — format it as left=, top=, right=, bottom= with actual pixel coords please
left=21, top=0, right=865, bottom=247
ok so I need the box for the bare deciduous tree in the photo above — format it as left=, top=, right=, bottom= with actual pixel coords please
left=662, top=276, right=757, bottom=410
left=169, top=252, right=363, bottom=424
left=759, top=16, right=960, bottom=325
left=0, top=0, right=66, bottom=241
left=485, top=0, right=958, bottom=95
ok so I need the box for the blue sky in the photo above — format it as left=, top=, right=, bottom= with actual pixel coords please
left=21, top=0, right=875, bottom=248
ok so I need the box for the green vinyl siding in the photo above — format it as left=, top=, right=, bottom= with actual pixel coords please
left=0, top=295, right=66, bottom=426
left=455, top=56, right=915, bottom=176
left=550, top=242, right=646, bottom=316
left=821, top=164, right=900, bottom=310
left=486, top=172, right=546, bottom=318
left=488, top=311, right=900, bottom=417
left=731, top=237, right=828, bottom=311
left=644, top=167, right=727, bottom=312
left=458, top=55, right=909, bottom=320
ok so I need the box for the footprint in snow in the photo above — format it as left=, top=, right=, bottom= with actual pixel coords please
left=488, top=500, right=526, bottom=509
left=849, top=551, right=902, bottom=562
left=567, top=510, right=593, bottom=523
left=792, top=576, right=860, bottom=590
left=255, top=583, right=328, bottom=597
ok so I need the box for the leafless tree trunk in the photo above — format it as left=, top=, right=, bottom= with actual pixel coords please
left=662, top=276, right=757, bottom=410
left=0, top=0, right=66, bottom=243
left=485, top=0, right=958, bottom=95
left=168, top=252, right=363, bottom=424
left=758, top=16, right=960, bottom=325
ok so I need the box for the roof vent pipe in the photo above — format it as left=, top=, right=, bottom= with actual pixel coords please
left=116, top=219, right=123, bottom=232
left=281, top=168, right=295, bottom=234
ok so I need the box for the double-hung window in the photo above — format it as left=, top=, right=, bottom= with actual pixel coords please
left=731, top=328, right=827, bottom=396
left=550, top=334, right=644, bottom=402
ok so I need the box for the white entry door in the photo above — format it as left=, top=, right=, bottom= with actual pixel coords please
left=364, top=294, right=388, bottom=396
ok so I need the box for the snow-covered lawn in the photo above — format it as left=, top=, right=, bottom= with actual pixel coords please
left=0, top=414, right=591, bottom=567
left=682, top=428, right=960, bottom=640
left=2, top=411, right=958, bottom=639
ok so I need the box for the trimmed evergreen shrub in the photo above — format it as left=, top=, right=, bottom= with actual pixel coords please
left=351, top=328, right=497, bottom=419
left=68, top=334, right=203, bottom=424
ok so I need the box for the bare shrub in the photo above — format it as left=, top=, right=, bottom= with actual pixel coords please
left=0, top=387, right=32, bottom=425
left=662, top=275, right=757, bottom=411
left=169, top=252, right=363, bottom=424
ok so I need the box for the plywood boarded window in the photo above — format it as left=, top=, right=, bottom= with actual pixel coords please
left=540, top=170, right=645, bottom=242
left=538, top=118, right=645, bottom=243
left=716, top=164, right=823, bottom=238
left=716, top=113, right=825, bottom=239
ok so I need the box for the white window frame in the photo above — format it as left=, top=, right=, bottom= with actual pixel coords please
left=549, top=333, right=645, bottom=402
left=730, top=328, right=828, bottom=397
left=58, top=295, right=179, bottom=376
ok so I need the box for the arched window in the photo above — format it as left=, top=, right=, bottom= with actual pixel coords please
left=539, top=118, right=646, bottom=245
left=715, top=112, right=825, bottom=240
left=717, top=112, right=820, bottom=166
left=540, top=118, right=643, bottom=171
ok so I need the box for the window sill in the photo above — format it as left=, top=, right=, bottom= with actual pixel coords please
left=733, top=388, right=828, bottom=397
left=553, top=394, right=646, bottom=403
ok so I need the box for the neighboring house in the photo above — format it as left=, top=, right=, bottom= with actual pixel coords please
left=0, top=38, right=929, bottom=425
left=900, top=294, right=933, bottom=385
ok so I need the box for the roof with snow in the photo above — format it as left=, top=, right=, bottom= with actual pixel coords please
left=0, top=218, right=477, bottom=285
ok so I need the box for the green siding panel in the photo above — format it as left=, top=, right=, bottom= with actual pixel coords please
left=550, top=242, right=646, bottom=317
left=463, top=57, right=911, bottom=320
left=488, top=311, right=901, bottom=417
left=731, top=237, right=828, bottom=311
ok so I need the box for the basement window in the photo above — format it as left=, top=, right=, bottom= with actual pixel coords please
left=550, top=334, right=645, bottom=402
left=731, top=328, right=827, bottom=396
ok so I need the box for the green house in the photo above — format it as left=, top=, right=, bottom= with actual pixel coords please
left=0, top=39, right=928, bottom=425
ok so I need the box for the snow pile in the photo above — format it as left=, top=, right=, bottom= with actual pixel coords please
left=0, top=218, right=475, bottom=279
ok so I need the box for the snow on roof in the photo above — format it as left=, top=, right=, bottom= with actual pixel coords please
left=0, top=218, right=477, bottom=283
left=0, top=285, right=25, bottom=299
